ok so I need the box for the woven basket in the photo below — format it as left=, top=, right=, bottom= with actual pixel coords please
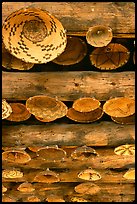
left=2, top=7, right=67, bottom=64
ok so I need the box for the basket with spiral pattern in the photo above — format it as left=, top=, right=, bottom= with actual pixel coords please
left=2, top=7, right=67, bottom=64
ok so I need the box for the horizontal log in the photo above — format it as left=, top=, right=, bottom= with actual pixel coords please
left=86, top=193, right=135, bottom=202
left=2, top=122, right=134, bottom=147
left=2, top=182, right=135, bottom=200
left=2, top=156, right=134, bottom=171
left=2, top=149, right=135, bottom=170
left=2, top=2, right=135, bottom=35
left=3, top=182, right=135, bottom=195
left=2, top=193, right=135, bottom=202
left=2, top=168, right=135, bottom=184
left=69, top=193, right=135, bottom=202
left=2, top=71, right=135, bottom=101
left=31, top=182, right=136, bottom=195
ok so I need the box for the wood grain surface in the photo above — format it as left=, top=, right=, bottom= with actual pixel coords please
left=2, top=2, right=135, bottom=37
left=2, top=71, right=135, bottom=101
left=2, top=152, right=134, bottom=170
left=2, top=2, right=135, bottom=202
left=2, top=122, right=134, bottom=147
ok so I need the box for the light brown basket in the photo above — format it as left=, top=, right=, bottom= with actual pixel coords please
left=2, top=7, right=67, bottom=64
left=26, top=95, right=68, bottom=121
left=86, top=25, right=113, bottom=47
left=2, top=150, right=31, bottom=164
left=72, top=97, right=101, bottom=112
left=103, top=97, right=135, bottom=117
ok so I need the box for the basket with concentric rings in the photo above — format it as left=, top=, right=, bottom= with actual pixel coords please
left=2, top=7, right=67, bottom=64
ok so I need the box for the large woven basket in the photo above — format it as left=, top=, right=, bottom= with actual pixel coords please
left=2, top=7, right=67, bottom=64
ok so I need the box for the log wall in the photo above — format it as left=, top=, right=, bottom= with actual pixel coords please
left=2, top=2, right=135, bottom=202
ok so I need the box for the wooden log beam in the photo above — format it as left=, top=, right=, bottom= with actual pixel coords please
left=2, top=168, right=135, bottom=184
left=2, top=182, right=135, bottom=200
left=85, top=193, right=135, bottom=202
left=2, top=152, right=135, bottom=170
left=2, top=122, right=134, bottom=147
left=2, top=71, right=135, bottom=101
left=2, top=191, right=135, bottom=202
left=2, top=2, right=135, bottom=36
left=3, top=182, right=135, bottom=195
left=31, top=182, right=136, bottom=195
left=67, top=193, right=135, bottom=202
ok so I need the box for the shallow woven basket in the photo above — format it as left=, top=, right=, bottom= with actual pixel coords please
left=2, top=150, right=31, bottom=164
left=2, top=169, right=23, bottom=179
left=36, top=146, right=67, bottom=161
left=86, top=25, right=113, bottom=47
left=114, top=144, right=135, bottom=156
left=2, top=7, right=67, bottom=64
left=66, top=107, right=103, bottom=123
left=78, top=168, right=101, bottom=181
left=90, top=43, right=130, bottom=70
left=33, top=169, right=60, bottom=183
left=53, top=36, right=87, bottom=65
left=71, top=146, right=98, bottom=160
left=103, top=97, right=135, bottom=117
left=2, top=99, right=12, bottom=120
left=17, top=182, right=35, bottom=193
left=72, top=97, right=101, bottom=112
left=26, top=95, right=68, bottom=121
left=6, top=103, right=31, bottom=122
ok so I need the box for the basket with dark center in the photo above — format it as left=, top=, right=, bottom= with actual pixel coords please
left=2, top=7, right=67, bottom=64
